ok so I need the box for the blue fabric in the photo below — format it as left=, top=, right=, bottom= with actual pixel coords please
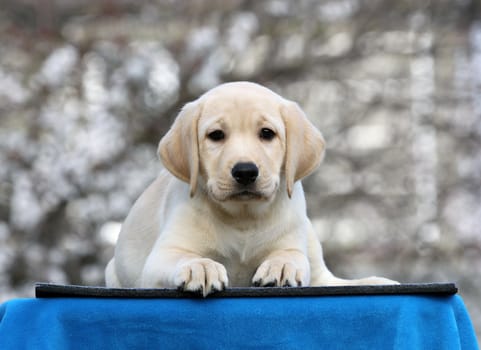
left=0, top=294, right=478, bottom=349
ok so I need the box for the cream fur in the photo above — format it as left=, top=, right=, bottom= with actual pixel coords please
left=105, top=82, right=397, bottom=296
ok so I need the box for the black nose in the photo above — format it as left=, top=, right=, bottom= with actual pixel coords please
left=231, top=162, right=259, bottom=185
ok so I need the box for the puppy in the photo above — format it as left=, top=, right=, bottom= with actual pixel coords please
left=105, top=81, right=397, bottom=295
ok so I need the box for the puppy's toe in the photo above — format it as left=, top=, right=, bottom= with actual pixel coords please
left=184, top=260, right=208, bottom=294
left=252, top=260, right=278, bottom=287
left=280, top=262, right=299, bottom=287
left=252, top=259, right=308, bottom=287
left=209, top=263, right=228, bottom=292
left=175, top=258, right=228, bottom=296
left=254, top=260, right=281, bottom=287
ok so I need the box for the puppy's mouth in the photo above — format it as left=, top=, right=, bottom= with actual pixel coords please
left=206, top=177, right=279, bottom=203
left=226, top=189, right=266, bottom=201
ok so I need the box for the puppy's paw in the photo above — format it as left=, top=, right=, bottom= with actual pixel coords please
left=252, top=258, right=309, bottom=287
left=357, top=276, right=400, bottom=285
left=175, top=258, right=228, bottom=297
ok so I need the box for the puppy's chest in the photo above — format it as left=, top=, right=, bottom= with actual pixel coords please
left=209, top=224, right=276, bottom=286
left=214, top=237, right=261, bottom=287
left=214, top=223, right=271, bottom=258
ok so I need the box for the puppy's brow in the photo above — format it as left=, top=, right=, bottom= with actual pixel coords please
left=212, top=117, right=226, bottom=126
left=202, top=117, right=227, bottom=133
left=257, top=114, right=272, bottom=125
left=257, top=114, right=283, bottom=133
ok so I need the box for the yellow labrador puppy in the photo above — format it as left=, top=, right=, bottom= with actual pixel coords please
left=105, top=82, right=396, bottom=295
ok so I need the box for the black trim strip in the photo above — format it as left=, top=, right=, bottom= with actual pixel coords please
left=35, top=283, right=458, bottom=299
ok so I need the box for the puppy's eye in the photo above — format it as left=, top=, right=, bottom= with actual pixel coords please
left=207, top=130, right=225, bottom=142
left=259, top=128, right=276, bottom=141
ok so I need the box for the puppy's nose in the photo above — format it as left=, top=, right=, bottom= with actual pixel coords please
left=231, top=162, right=259, bottom=185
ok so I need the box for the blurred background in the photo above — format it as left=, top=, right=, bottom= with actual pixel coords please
left=0, top=0, right=480, bottom=341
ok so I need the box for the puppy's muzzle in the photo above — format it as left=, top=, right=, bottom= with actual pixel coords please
left=231, top=162, right=258, bottom=185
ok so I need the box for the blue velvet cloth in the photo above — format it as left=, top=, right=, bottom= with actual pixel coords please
left=0, top=294, right=478, bottom=349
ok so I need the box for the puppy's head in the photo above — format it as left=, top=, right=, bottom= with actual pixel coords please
left=158, top=82, right=325, bottom=202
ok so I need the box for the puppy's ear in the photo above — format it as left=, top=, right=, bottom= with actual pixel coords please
left=281, top=101, right=325, bottom=198
left=158, top=101, right=201, bottom=197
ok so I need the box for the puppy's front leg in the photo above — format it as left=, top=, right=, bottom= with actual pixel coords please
left=141, top=248, right=228, bottom=297
left=252, top=249, right=310, bottom=287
